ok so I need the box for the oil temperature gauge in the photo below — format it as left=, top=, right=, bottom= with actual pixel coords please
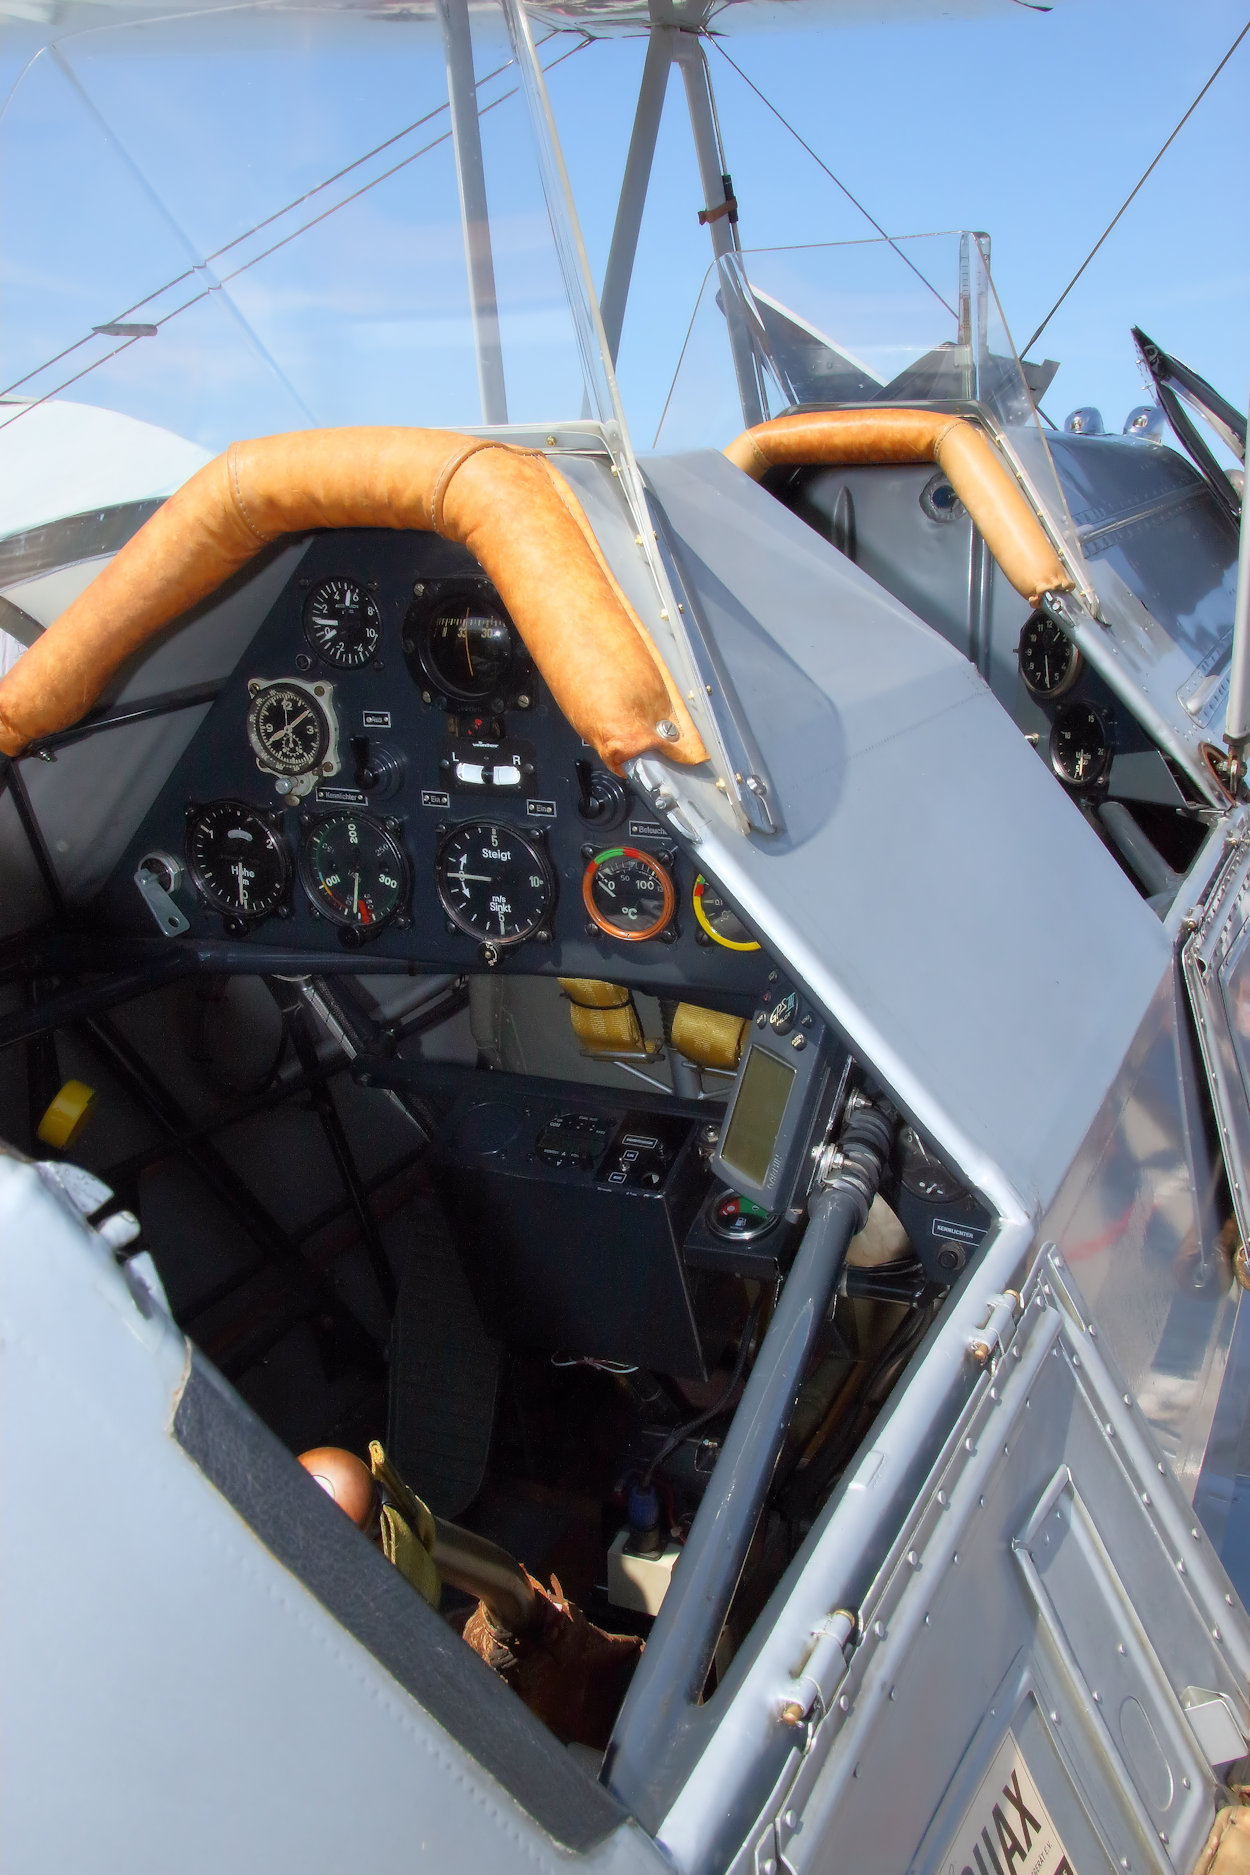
left=583, top=847, right=676, bottom=942
left=299, top=812, right=409, bottom=935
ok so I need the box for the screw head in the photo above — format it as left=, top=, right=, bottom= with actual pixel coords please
left=656, top=719, right=679, bottom=740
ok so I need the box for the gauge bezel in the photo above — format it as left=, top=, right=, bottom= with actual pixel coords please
left=1018, top=611, right=1082, bottom=702
left=297, top=811, right=410, bottom=933
left=706, top=1190, right=778, bottom=1243
left=184, top=799, right=291, bottom=921
left=405, top=579, right=525, bottom=707
left=302, top=578, right=382, bottom=671
left=434, top=820, right=553, bottom=947
left=583, top=846, right=677, bottom=943
left=1049, top=701, right=1114, bottom=789
left=692, top=873, right=760, bottom=951
left=246, top=677, right=337, bottom=781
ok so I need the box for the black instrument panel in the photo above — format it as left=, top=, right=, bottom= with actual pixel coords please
left=102, top=528, right=770, bottom=1001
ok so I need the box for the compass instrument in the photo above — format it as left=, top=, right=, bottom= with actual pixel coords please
left=185, top=801, right=290, bottom=922
left=1050, top=702, right=1113, bottom=788
left=583, top=847, right=676, bottom=942
left=299, top=813, right=409, bottom=933
left=692, top=874, right=759, bottom=951
left=303, top=579, right=382, bottom=670
left=1018, top=612, right=1081, bottom=701
left=407, top=582, right=521, bottom=705
left=246, top=679, right=336, bottom=786
left=435, top=821, right=552, bottom=945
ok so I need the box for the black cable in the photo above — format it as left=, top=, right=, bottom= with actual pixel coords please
left=1022, top=17, right=1250, bottom=357
left=706, top=37, right=956, bottom=320
left=643, top=1295, right=763, bottom=1486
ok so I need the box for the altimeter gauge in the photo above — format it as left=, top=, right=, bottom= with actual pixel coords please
left=583, top=847, right=676, bottom=942
left=246, top=677, right=340, bottom=798
left=1018, top=612, right=1082, bottom=701
left=303, top=579, right=382, bottom=670
left=299, top=813, right=409, bottom=934
left=692, top=873, right=760, bottom=951
left=1050, top=702, right=1113, bottom=789
left=435, top=821, right=552, bottom=946
left=185, top=801, right=290, bottom=923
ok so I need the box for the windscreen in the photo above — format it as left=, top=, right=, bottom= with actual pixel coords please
left=0, top=2, right=597, bottom=472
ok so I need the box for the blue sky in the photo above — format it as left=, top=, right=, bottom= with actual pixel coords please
left=0, top=0, right=1246, bottom=458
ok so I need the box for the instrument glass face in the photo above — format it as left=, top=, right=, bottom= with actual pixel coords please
left=185, top=801, right=290, bottom=919
left=299, top=813, right=408, bottom=930
left=413, top=591, right=518, bottom=703
left=708, top=1190, right=776, bottom=1242
left=303, top=579, right=382, bottom=670
left=692, top=873, right=760, bottom=951
left=435, top=821, right=552, bottom=944
left=1018, top=613, right=1081, bottom=701
left=247, top=682, right=331, bottom=776
left=1050, top=702, right=1113, bottom=788
left=898, top=1125, right=967, bottom=1203
left=583, top=847, right=676, bottom=942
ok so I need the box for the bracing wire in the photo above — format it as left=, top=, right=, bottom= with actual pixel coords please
left=1022, top=16, right=1250, bottom=358
left=0, top=31, right=591, bottom=427
left=706, top=36, right=956, bottom=320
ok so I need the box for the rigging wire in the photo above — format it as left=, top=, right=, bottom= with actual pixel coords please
left=706, top=36, right=956, bottom=320
left=0, top=31, right=590, bottom=426
left=1022, top=16, right=1250, bottom=359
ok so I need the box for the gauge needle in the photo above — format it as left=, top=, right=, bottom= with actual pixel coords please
left=235, top=860, right=248, bottom=909
left=352, top=872, right=360, bottom=917
left=460, top=622, right=474, bottom=677
left=454, top=867, right=493, bottom=883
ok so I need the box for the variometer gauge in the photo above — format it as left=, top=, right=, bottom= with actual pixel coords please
left=246, top=677, right=340, bottom=798
left=583, top=847, right=676, bottom=942
left=1018, top=611, right=1082, bottom=701
left=299, top=813, right=409, bottom=936
left=692, top=874, right=760, bottom=951
left=303, top=579, right=382, bottom=670
left=185, top=800, right=290, bottom=924
left=1050, top=702, right=1113, bottom=789
left=435, top=821, right=552, bottom=947
left=406, top=581, right=524, bottom=707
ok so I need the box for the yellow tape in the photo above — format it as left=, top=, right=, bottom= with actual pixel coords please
left=36, top=1080, right=96, bottom=1150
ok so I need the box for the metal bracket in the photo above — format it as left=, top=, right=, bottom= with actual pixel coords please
left=134, top=853, right=190, bottom=937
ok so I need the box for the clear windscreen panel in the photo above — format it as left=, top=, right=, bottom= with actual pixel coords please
left=655, top=230, right=1086, bottom=593
left=0, top=2, right=597, bottom=474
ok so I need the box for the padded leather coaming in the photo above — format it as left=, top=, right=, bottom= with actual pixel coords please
left=724, top=408, right=1072, bottom=608
left=0, top=427, right=708, bottom=773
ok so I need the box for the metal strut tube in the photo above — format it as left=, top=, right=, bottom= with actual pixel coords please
left=604, top=1099, right=893, bottom=1827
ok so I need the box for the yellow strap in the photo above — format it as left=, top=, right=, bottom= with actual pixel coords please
left=670, top=1004, right=748, bottom=1072
left=378, top=1504, right=441, bottom=1608
left=558, top=977, right=658, bottom=1057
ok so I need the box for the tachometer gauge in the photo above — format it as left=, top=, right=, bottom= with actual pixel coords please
left=299, top=813, right=409, bottom=933
left=1018, top=612, right=1081, bottom=701
left=583, top=847, right=676, bottom=942
left=408, top=583, right=520, bottom=705
left=692, top=873, right=760, bottom=951
left=1050, top=702, right=1113, bottom=788
left=435, top=821, right=552, bottom=946
left=897, top=1125, right=967, bottom=1204
left=247, top=680, right=333, bottom=778
left=303, top=579, right=381, bottom=670
left=185, top=801, right=290, bottom=922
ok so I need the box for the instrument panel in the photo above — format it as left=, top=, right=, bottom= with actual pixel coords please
left=103, top=528, right=770, bottom=1001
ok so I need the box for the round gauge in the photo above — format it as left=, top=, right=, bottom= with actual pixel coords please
left=1050, top=702, right=1113, bottom=789
left=708, top=1190, right=776, bottom=1243
left=692, top=873, right=760, bottom=951
left=583, top=847, right=676, bottom=942
left=185, top=800, right=290, bottom=921
left=247, top=682, right=330, bottom=777
left=409, top=584, right=519, bottom=704
left=435, top=821, right=552, bottom=946
left=303, top=579, right=381, bottom=670
left=1019, top=612, right=1081, bottom=701
left=898, top=1125, right=967, bottom=1204
left=299, top=813, right=409, bottom=932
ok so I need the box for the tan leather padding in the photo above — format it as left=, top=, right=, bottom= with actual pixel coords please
left=559, top=977, right=659, bottom=1058
left=669, top=1002, right=747, bottom=1073
left=724, top=409, right=1072, bottom=608
left=0, top=427, right=707, bottom=772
